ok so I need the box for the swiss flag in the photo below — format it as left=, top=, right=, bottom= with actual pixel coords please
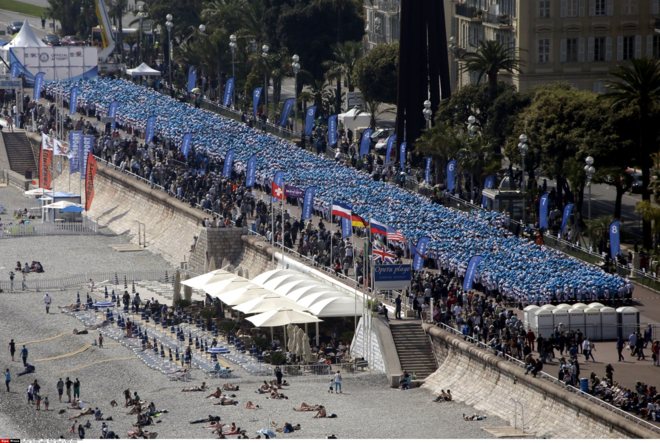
left=272, top=181, right=284, bottom=200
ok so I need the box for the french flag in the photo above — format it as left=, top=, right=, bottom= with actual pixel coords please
left=369, top=219, right=388, bottom=236
left=332, top=201, right=352, bottom=219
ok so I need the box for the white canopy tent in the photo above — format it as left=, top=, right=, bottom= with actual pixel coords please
left=218, top=286, right=275, bottom=306
left=307, top=297, right=362, bottom=317
left=126, top=62, right=161, bottom=77
left=250, top=269, right=300, bottom=286
left=42, top=201, right=83, bottom=209
left=25, top=188, right=52, bottom=196
left=181, top=269, right=235, bottom=291
left=202, top=277, right=252, bottom=297
left=233, top=295, right=305, bottom=315
left=246, top=308, right=322, bottom=327
left=3, top=20, right=47, bottom=49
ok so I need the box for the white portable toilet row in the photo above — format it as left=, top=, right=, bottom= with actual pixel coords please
left=523, top=303, right=639, bottom=341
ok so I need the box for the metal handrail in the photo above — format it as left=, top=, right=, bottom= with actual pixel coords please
left=435, top=322, right=660, bottom=434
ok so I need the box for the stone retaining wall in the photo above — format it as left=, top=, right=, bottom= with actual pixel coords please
left=422, top=324, right=658, bottom=439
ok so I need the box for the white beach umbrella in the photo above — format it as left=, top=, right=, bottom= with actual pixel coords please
left=233, top=295, right=303, bottom=314
left=181, top=269, right=235, bottom=290
left=245, top=308, right=322, bottom=327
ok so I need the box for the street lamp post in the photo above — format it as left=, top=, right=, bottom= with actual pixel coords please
left=422, top=99, right=432, bottom=130
left=137, top=4, right=148, bottom=62
left=292, top=54, right=300, bottom=134
left=261, top=44, right=269, bottom=113
left=584, top=156, right=595, bottom=221
left=229, top=34, right=237, bottom=109
left=165, top=14, right=173, bottom=90
left=465, top=115, right=479, bottom=202
left=518, top=134, right=529, bottom=225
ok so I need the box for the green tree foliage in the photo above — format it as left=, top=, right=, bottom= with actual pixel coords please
left=276, top=0, right=364, bottom=80
left=353, top=42, right=398, bottom=105
left=603, top=58, right=660, bottom=249
left=462, top=40, right=521, bottom=99
left=47, top=0, right=84, bottom=36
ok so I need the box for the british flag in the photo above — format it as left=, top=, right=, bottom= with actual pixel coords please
left=372, top=246, right=396, bottom=263
left=386, top=226, right=406, bottom=244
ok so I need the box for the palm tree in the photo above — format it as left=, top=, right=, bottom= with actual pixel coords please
left=462, top=40, right=521, bottom=98
left=107, top=0, right=129, bottom=62
left=603, top=58, right=660, bottom=249
left=323, top=41, right=362, bottom=113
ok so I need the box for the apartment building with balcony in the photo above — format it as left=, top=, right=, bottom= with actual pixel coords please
left=452, top=0, right=660, bottom=93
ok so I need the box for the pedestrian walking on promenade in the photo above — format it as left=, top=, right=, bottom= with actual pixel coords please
left=4, top=368, right=10, bottom=392
left=8, top=339, right=15, bottom=361
left=20, top=345, right=28, bottom=367
left=43, top=293, right=52, bottom=314
left=395, top=295, right=402, bottom=320
left=616, top=336, right=625, bottom=362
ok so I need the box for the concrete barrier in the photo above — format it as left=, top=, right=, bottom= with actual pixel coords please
left=422, top=324, right=659, bottom=439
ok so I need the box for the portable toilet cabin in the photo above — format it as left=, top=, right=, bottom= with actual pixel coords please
left=616, top=306, right=640, bottom=339
left=534, top=308, right=554, bottom=338
left=572, top=303, right=588, bottom=310
left=556, top=303, right=572, bottom=311
left=568, top=305, right=586, bottom=336
left=523, top=305, right=540, bottom=330
left=583, top=307, right=601, bottom=341
left=553, top=308, right=570, bottom=334
left=588, top=302, right=605, bottom=309
left=600, top=307, right=618, bottom=340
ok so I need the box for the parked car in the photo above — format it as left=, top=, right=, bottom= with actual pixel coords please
left=42, top=34, right=61, bottom=46
left=372, top=127, right=395, bottom=153
left=61, top=35, right=85, bottom=46
left=7, top=21, right=23, bottom=35
left=630, top=171, right=644, bottom=193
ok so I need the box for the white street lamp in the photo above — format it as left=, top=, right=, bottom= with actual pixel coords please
left=422, top=99, right=432, bottom=129
left=292, top=54, right=300, bottom=134
left=165, top=14, right=173, bottom=90
left=518, top=133, right=529, bottom=224
left=584, top=156, right=595, bottom=221
left=229, top=34, right=237, bottom=108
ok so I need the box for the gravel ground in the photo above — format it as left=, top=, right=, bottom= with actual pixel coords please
left=0, top=186, right=505, bottom=439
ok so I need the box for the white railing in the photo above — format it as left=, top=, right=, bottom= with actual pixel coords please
left=1, top=219, right=98, bottom=237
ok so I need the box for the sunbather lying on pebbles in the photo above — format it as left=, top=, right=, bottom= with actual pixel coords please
left=206, top=388, right=223, bottom=399
left=214, top=397, right=239, bottom=406
left=222, top=383, right=239, bottom=391
left=293, top=402, right=322, bottom=411
left=245, top=401, right=260, bottom=409
left=182, top=382, right=207, bottom=392
left=69, top=408, right=93, bottom=420
left=463, top=413, right=487, bottom=421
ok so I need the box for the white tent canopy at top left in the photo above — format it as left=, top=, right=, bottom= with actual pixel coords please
left=181, top=269, right=235, bottom=291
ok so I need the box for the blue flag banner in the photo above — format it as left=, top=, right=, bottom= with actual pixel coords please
left=385, top=134, right=396, bottom=165
left=561, top=203, right=574, bottom=233
left=304, top=106, right=316, bottom=137
left=359, top=128, right=373, bottom=157
left=10, top=62, right=19, bottom=78
left=341, top=216, right=352, bottom=239
left=69, top=86, right=79, bottom=115
left=413, top=236, right=431, bottom=271
left=302, top=186, right=316, bottom=220
left=246, top=154, right=257, bottom=188
left=108, top=100, right=119, bottom=129
left=327, top=115, right=338, bottom=147
left=446, top=159, right=457, bottom=193
left=481, top=175, right=496, bottom=208
left=68, top=130, right=83, bottom=173
left=252, top=87, right=263, bottom=118
left=399, top=142, right=407, bottom=171
left=222, top=149, right=235, bottom=178
left=610, top=220, right=621, bottom=258
left=424, top=157, right=432, bottom=184
left=223, top=77, right=234, bottom=107
left=463, top=255, right=484, bottom=291
left=145, top=115, right=156, bottom=144
left=539, top=193, right=549, bottom=229
left=187, top=66, right=197, bottom=93
left=279, top=98, right=294, bottom=127
left=80, top=135, right=95, bottom=179
left=272, top=171, right=284, bottom=203
left=180, top=132, right=193, bottom=159
left=33, top=72, right=45, bottom=100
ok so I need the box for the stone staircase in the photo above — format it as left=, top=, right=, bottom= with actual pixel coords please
left=3, top=132, right=36, bottom=178
left=390, top=321, right=438, bottom=380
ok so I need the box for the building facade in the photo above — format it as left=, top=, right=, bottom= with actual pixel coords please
left=452, top=0, right=660, bottom=93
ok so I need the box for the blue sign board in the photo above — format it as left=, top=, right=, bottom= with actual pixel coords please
left=373, top=264, right=411, bottom=290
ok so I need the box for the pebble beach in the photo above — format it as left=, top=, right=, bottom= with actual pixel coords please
left=0, top=186, right=505, bottom=439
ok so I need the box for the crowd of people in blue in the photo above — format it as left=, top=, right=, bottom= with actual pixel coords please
left=41, top=78, right=633, bottom=305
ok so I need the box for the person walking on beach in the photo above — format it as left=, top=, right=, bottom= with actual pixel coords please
left=73, top=378, right=81, bottom=401
left=20, top=345, right=28, bottom=367
left=43, top=395, right=49, bottom=411
left=98, top=333, right=103, bottom=348
left=9, top=271, right=14, bottom=292
left=8, top=339, right=15, bottom=361
left=44, top=293, right=52, bottom=314
left=65, top=377, right=72, bottom=403
left=57, top=378, right=64, bottom=402
left=26, top=382, right=34, bottom=404
left=4, top=368, right=10, bottom=392
left=333, top=370, right=342, bottom=394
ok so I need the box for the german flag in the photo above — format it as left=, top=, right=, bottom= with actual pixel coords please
left=351, top=213, right=368, bottom=228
